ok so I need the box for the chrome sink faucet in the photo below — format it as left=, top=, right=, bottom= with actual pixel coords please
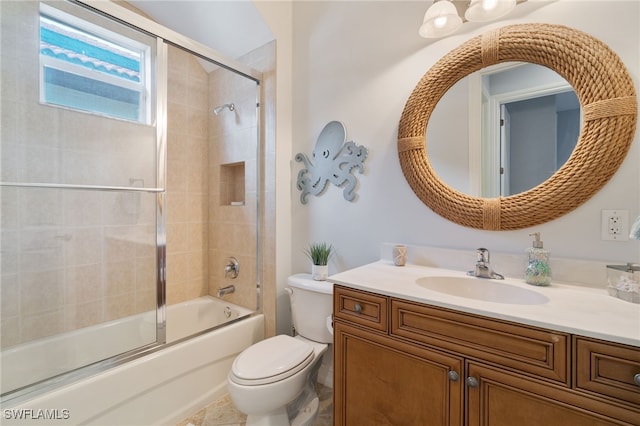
left=467, top=248, right=504, bottom=280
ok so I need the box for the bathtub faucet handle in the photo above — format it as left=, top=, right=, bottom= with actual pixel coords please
left=224, top=257, right=239, bottom=279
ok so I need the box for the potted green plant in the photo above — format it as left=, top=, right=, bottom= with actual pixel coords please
left=305, top=242, right=333, bottom=281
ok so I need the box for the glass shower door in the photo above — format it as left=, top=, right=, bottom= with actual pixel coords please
left=0, top=0, right=163, bottom=398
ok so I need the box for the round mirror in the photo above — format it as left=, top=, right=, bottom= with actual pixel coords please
left=398, top=23, right=637, bottom=230
left=428, top=62, right=580, bottom=198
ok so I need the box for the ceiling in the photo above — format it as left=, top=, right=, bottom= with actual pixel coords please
left=128, top=0, right=274, bottom=60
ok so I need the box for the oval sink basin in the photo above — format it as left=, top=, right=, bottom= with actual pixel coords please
left=416, top=276, right=549, bottom=305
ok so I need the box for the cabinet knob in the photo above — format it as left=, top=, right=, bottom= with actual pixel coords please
left=354, top=303, right=362, bottom=314
left=634, top=373, right=640, bottom=387
left=466, top=377, right=479, bottom=388
left=448, top=371, right=459, bottom=381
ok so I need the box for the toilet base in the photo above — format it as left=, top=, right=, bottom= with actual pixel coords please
left=245, top=407, right=289, bottom=426
left=291, top=396, right=319, bottom=426
left=244, top=394, right=320, bottom=426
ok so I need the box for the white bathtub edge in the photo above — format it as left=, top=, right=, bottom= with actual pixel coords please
left=157, top=376, right=230, bottom=426
left=2, top=314, right=264, bottom=426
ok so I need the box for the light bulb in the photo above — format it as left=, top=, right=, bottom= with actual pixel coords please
left=434, top=15, right=448, bottom=28
left=482, top=0, right=498, bottom=11
left=465, top=0, right=516, bottom=22
left=419, top=0, right=463, bottom=38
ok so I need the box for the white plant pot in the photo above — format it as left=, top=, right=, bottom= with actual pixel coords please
left=312, top=264, right=329, bottom=281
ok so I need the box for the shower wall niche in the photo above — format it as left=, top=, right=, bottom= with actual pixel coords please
left=220, top=162, right=246, bottom=206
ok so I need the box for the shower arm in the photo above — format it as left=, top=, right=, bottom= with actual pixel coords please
left=213, top=103, right=235, bottom=115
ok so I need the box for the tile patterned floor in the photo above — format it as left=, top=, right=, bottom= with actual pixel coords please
left=176, top=384, right=332, bottom=426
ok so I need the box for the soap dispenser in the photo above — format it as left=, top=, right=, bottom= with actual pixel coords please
left=525, top=232, right=551, bottom=286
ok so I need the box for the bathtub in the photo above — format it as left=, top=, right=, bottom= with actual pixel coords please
left=1, top=296, right=264, bottom=425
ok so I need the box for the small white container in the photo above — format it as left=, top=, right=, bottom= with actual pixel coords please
left=606, top=263, right=640, bottom=304
left=393, top=245, right=407, bottom=266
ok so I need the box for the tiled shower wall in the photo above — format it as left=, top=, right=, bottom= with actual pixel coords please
left=0, top=1, right=157, bottom=348
left=165, top=43, right=267, bottom=315
left=206, top=40, right=277, bottom=334
left=119, top=2, right=275, bottom=325
left=165, top=45, right=211, bottom=304
left=207, top=64, right=260, bottom=311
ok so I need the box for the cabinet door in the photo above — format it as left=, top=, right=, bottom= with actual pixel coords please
left=334, top=320, right=463, bottom=426
left=466, top=362, right=639, bottom=426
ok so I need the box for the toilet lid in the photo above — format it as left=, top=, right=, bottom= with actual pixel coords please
left=231, top=335, right=314, bottom=385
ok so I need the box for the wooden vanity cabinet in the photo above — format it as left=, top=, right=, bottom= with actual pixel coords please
left=334, top=320, right=464, bottom=425
left=333, top=285, right=640, bottom=426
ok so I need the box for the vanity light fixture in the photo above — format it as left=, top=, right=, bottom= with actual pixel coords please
left=419, top=0, right=463, bottom=38
left=420, top=0, right=520, bottom=39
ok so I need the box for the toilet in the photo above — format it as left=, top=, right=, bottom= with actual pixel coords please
left=227, top=274, right=333, bottom=426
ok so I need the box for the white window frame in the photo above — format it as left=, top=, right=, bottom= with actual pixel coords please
left=39, top=3, right=152, bottom=124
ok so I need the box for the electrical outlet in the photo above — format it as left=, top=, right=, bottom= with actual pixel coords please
left=601, top=210, right=629, bottom=241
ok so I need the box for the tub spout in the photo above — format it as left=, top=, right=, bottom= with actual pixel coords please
left=218, top=285, right=235, bottom=297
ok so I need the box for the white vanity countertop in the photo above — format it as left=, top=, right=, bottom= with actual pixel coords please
left=329, top=261, right=640, bottom=347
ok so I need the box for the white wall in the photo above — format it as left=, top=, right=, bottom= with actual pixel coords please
left=289, top=0, right=639, bottom=282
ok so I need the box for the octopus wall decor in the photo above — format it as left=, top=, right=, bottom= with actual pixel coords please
left=295, top=121, right=368, bottom=204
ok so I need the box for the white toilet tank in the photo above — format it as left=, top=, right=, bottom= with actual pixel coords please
left=287, top=274, right=333, bottom=343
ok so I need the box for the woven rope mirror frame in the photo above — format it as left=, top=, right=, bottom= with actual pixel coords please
left=398, top=23, right=637, bottom=231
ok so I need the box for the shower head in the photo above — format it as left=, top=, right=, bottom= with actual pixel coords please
left=213, top=103, right=235, bottom=115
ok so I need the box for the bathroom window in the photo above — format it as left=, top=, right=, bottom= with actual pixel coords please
left=39, top=4, right=152, bottom=124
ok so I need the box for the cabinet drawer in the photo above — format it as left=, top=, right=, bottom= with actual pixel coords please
left=574, top=336, right=640, bottom=407
left=391, top=299, right=570, bottom=385
left=334, top=285, right=388, bottom=333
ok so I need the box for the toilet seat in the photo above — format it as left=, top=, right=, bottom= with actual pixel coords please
left=230, top=335, right=314, bottom=386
